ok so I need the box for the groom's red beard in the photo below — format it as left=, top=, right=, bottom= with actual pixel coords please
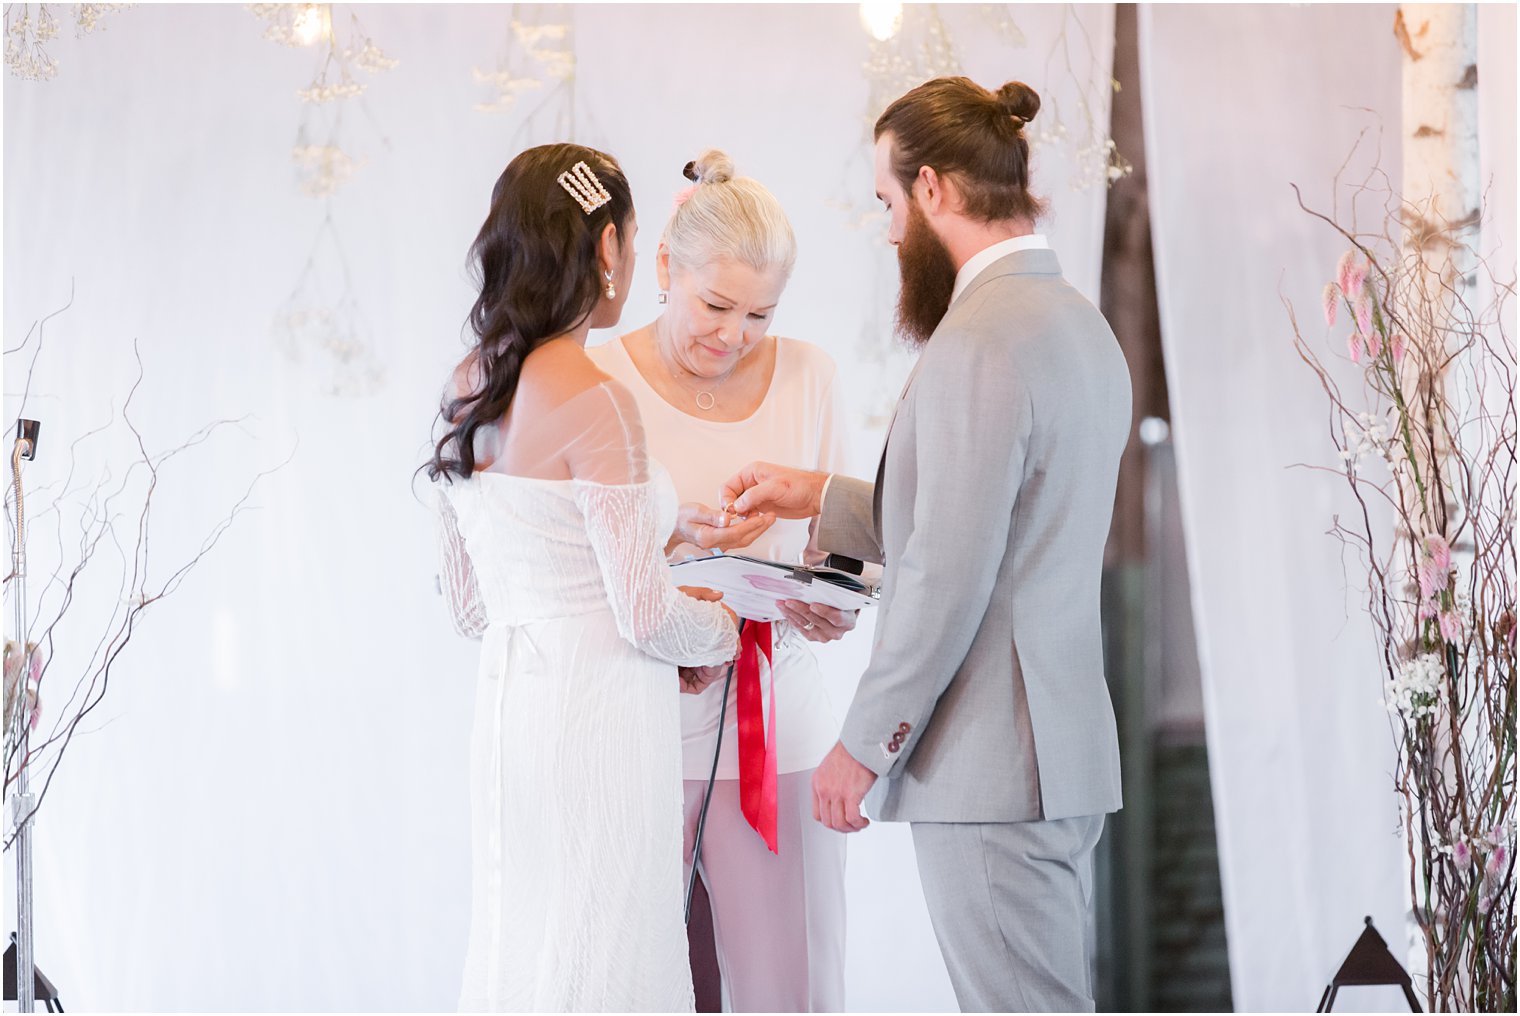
left=894, top=204, right=959, bottom=347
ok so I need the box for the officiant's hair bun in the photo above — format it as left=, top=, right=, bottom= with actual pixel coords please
left=685, top=150, right=736, bottom=186
left=995, top=81, right=1040, bottom=127
left=874, top=76, right=1047, bottom=224
left=665, top=148, right=796, bottom=276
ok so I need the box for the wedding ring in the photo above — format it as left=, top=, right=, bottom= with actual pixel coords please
left=803, top=621, right=816, bottom=631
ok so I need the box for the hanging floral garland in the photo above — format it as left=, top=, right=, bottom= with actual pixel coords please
left=3, top=2, right=130, bottom=80
left=474, top=14, right=573, bottom=114
left=250, top=3, right=397, bottom=397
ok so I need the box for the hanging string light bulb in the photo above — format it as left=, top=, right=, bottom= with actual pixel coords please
left=859, top=2, right=902, bottom=42
left=291, top=3, right=329, bottom=46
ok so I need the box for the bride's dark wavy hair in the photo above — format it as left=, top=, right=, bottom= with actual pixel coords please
left=427, top=143, right=634, bottom=482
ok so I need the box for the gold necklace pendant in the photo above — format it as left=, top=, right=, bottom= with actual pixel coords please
left=652, top=328, right=738, bottom=413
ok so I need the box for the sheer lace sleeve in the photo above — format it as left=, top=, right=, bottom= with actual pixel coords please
left=436, top=486, right=487, bottom=640
left=569, top=382, right=739, bottom=667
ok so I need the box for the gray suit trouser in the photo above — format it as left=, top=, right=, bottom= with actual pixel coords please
left=911, top=815, right=1104, bottom=1012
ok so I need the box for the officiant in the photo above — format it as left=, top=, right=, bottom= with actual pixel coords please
left=588, top=148, right=853, bottom=1013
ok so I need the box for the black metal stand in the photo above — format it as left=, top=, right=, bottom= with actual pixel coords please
left=3, top=933, right=62, bottom=1012
left=1317, top=916, right=1421, bottom=1011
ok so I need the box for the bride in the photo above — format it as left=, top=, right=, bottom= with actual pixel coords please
left=427, top=143, right=766, bottom=1011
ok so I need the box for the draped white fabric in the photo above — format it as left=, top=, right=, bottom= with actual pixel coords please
left=2, top=5, right=1113, bottom=1010
left=1141, top=4, right=1515, bottom=1011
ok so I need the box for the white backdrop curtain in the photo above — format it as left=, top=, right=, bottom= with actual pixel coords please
left=1140, top=4, right=1516, bottom=1011
left=2, top=4, right=1115, bottom=1010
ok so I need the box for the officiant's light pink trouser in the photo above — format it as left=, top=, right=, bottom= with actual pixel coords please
left=682, top=770, right=847, bottom=1013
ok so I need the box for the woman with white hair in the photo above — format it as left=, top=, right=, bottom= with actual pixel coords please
left=589, top=149, right=851, bottom=1012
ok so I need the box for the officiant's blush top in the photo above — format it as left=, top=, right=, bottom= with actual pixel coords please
left=589, top=335, right=847, bottom=779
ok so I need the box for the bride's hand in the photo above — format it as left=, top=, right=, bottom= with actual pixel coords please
left=679, top=663, right=730, bottom=695
left=670, top=501, right=776, bottom=555
left=678, top=585, right=741, bottom=628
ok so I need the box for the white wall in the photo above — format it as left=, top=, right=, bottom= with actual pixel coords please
left=2, top=5, right=1115, bottom=1010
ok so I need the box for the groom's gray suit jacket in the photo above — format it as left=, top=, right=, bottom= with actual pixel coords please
left=819, top=248, right=1130, bottom=824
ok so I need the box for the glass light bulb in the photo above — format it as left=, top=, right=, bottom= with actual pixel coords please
left=293, top=4, right=328, bottom=46
left=859, top=2, right=903, bottom=42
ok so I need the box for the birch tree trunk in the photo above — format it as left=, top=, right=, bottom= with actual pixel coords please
left=1399, top=3, right=1479, bottom=279
left=1395, top=3, right=1478, bottom=536
left=1394, top=6, right=1479, bottom=1007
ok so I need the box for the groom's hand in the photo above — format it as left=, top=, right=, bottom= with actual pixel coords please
left=720, top=462, right=829, bottom=520
left=813, top=740, right=877, bottom=833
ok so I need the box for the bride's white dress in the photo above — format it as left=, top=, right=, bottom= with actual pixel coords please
left=437, top=381, right=738, bottom=1012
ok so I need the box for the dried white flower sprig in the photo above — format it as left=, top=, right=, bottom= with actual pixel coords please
left=5, top=3, right=130, bottom=79
left=472, top=17, right=573, bottom=114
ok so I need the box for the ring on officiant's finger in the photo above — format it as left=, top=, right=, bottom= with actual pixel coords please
left=803, top=621, right=817, bottom=631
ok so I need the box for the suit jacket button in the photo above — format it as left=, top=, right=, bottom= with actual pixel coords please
left=898, top=722, right=911, bottom=734
left=887, top=742, right=900, bottom=753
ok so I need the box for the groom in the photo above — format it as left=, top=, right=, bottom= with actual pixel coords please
left=722, top=76, right=1131, bottom=1011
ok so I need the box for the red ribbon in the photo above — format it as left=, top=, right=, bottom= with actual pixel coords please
left=735, top=620, right=779, bottom=854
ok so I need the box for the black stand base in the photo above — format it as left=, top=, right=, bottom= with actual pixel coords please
left=3, top=934, right=63, bottom=1012
left=1317, top=917, right=1421, bottom=1012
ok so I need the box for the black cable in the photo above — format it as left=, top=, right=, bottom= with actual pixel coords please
left=684, top=618, right=744, bottom=926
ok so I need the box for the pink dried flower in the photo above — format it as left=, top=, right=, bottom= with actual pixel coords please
left=1355, top=292, right=1374, bottom=337
left=1391, top=333, right=1406, bottom=364
left=4, top=640, right=42, bottom=734
left=1348, top=333, right=1363, bottom=363
left=1322, top=283, right=1340, bottom=326
left=1424, top=535, right=1452, bottom=573
left=1439, top=610, right=1464, bottom=643
left=1489, top=842, right=1508, bottom=875
left=1337, top=250, right=1367, bottom=299
left=1419, top=598, right=1440, bottom=621
left=1418, top=564, right=1441, bottom=600
left=1453, top=840, right=1473, bottom=871
left=1366, top=329, right=1383, bottom=358
left=1479, top=892, right=1494, bottom=915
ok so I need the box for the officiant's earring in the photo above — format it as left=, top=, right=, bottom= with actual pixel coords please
left=657, top=291, right=668, bottom=304
left=604, top=270, right=616, bottom=300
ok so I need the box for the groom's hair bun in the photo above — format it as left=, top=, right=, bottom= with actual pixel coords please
left=664, top=148, right=795, bottom=277
left=875, top=76, right=1047, bottom=225
left=995, top=81, right=1040, bottom=127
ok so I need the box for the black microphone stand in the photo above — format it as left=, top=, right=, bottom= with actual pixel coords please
left=684, top=618, right=744, bottom=926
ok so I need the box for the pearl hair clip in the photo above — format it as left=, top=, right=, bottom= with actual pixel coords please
left=558, top=161, right=612, bottom=215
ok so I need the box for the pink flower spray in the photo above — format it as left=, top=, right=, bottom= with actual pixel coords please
left=1355, top=292, right=1374, bottom=338
left=1424, top=535, right=1452, bottom=573
left=1337, top=251, right=1367, bottom=300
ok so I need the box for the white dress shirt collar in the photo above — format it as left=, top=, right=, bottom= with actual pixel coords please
left=950, top=233, right=1051, bottom=304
